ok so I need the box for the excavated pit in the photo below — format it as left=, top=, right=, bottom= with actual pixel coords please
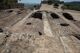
left=63, top=13, right=75, bottom=21
left=0, top=28, right=3, bottom=32
left=75, top=35, right=80, bottom=40
left=7, top=10, right=13, bottom=13
left=73, top=34, right=80, bottom=40
left=60, top=23, right=70, bottom=26
left=51, top=13, right=59, bottom=19
left=31, top=12, right=42, bottom=20
left=38, top=31, right=42, bottom=36
left=26, top=23, right=32, bottom=25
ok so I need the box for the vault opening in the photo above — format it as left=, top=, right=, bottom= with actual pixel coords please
left=63, top=13, right=75, bottom=21
left=73, top=34, right=80, bottom=40
left=74, top=35, right=80, bottom=40
left=0, top=28, right=3, bottom=32
left=31, top=12, right=42, bottom=20
left=26, top=23, right=32, bottom=25
left=38, top=31, right=42, bottom=36
left=60, top=23, right=69, bottom=26
left=51, top=13, right=59, bottom=19
left=7, top=10, right=13, bottom=13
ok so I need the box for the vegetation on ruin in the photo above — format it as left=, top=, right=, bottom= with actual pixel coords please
left=0, top=0, right=19, bottom=10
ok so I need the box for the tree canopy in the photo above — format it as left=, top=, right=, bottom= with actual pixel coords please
left=0, top=0, right=18, bottom=9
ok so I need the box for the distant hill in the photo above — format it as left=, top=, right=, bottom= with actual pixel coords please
left=64, top=1, right=80, bottom=11
left=64, top=1, right=80, bottom=5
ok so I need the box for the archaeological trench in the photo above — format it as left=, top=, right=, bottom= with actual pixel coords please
left=0, top=4, right=80, bottom=53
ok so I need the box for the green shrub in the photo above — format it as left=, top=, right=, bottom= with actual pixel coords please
left=63, top=2, right=80, bottom=11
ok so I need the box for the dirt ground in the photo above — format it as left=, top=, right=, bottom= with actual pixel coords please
left=0, top=5, right=80, bottom=53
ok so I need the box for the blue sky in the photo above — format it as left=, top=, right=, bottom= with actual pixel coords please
left=18, top=0, right=41, bottom=4
left=18, top=0, right=80, bottom=4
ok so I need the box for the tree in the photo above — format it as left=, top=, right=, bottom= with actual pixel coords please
left=0, top=0, right=18, bottom=9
